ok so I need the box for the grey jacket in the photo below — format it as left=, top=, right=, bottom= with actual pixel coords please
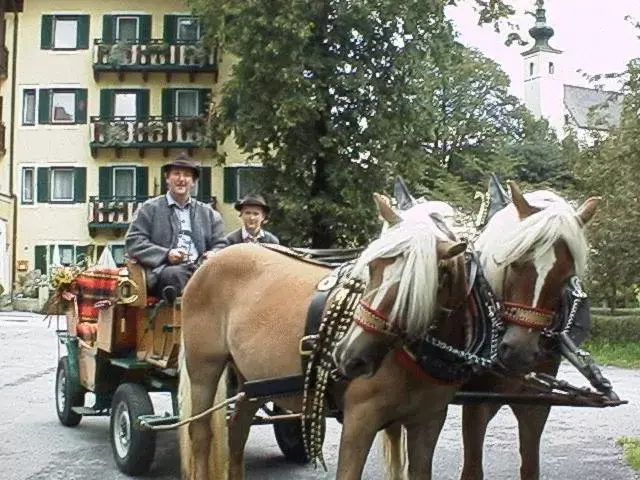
left=225, top=228, right=280, bottom=245
left=125, top=195, right=228, bottom=289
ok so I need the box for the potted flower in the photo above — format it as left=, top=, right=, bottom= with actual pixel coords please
left=108, top=41, right=133, bottom=66
left=145, top=42, right=170, bottom=64
left=183, top=40, right=209, bottom=65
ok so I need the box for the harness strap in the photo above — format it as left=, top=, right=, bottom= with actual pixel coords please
left=503, top=302, right=555, bottom=330
left=353, top=301, right=402, bottom=340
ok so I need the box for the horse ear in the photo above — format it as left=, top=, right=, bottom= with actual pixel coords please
left=393, top=176, right=416, bottom=211
left=438, top=241, right=467, bottom=260
left=508, top=180, right=535, bottom=219
left=374, top=192, right=402, bottom=225
left=576, top=196, right=601, bottom=226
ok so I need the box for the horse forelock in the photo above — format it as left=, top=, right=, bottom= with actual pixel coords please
left=352, top=216, right=451, bottom=337
left=476, top=190, right=589, bottom=296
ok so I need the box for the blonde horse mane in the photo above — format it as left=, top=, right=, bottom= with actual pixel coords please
left=475, top=190, right=589, bottom=297
left=350, top=203, right=454, bottom=338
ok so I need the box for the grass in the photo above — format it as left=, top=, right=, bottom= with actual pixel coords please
left=582, top=340, right=640, bottom=369
left=617, top=438, right=640, bottom=471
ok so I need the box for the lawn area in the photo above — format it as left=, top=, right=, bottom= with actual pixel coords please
left=582, top=340, right=640, bottom=369
left=617, top=438, right=640, bottom=471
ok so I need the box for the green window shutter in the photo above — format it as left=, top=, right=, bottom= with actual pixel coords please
left=37, top=167, right=50, bottom=203
left=136, top=166, right=148, bottom=197
left=38, top=89, right=51, bottom=124
left=98, top=166, right=113, bottom=198
left=198, top=89, right=211, bottom=116
left=223, top=167, right=238, bottom=203
left=75, top=89, right=88, bottom=124
left=102, top=15, right=115, bottom=44
left=34, top=245, right=48, bottom=275
left=75, top=245, right=90, bottom=265
left=74, top=168, right=87, bottom=203
left=41, top=15, right=53, bottom=49
left=199, top=166, right=211, bottom=202
left=76, top=15, right=90, bottom=49
left=99, top=89, right=113, bottom=120
left=163, top=15, right=177, bottom=44
left=136, top=90, right=150, bottom=120
left=139, top=15, right=152, bottom=43
left=161, top=88, right=175, bottom=120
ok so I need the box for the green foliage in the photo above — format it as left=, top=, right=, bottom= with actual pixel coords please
left=187, top=0, right=519, bottom=247
left=617, top=438, right=640, bottom=471
left=588, top=315, right=640, bottom=343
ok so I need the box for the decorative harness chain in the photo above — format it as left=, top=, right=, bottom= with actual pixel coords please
left=301, top=269, right=365, bottom=471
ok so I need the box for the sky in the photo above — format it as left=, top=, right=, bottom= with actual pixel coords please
left=445, top=0, right=640, bottom=99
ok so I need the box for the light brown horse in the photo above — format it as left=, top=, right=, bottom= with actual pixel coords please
left=177, top=193, right=468, bottom=480
left=458, top=181, right=600, bottom=480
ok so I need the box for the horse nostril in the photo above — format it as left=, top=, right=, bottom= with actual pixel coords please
left=345, top=357, right=368, bottom=377
left=498, top=342, right=512, bottom=359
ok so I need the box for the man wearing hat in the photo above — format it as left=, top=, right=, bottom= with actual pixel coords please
left=125, top=153, right=228, bottom=303
left=225, top=194, right=279, bottom=245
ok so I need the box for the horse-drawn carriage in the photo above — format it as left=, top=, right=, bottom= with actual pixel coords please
left=53, top=176, right=627, bottom=479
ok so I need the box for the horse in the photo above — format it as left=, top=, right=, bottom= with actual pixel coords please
left=458, top=179, right=600, bottom=480
left=177, top=192, right=468, bottom=480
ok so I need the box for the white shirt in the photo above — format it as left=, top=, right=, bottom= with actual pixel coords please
left=166, top=193, right=199, bottom=262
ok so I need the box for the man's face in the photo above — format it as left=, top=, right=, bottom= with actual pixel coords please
left=166, top=167, right=195, bottom=198
left=240, top=206, right=266, bottom=233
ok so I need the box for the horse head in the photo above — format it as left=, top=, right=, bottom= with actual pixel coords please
left=333, top=193, right=467, bottom=379
left=476, top=179, right=600, bottom=373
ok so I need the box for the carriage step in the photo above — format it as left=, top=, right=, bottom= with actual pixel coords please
left=72, top=406, right=109, bottom=416
left=241, top=375, right=305, bottom=399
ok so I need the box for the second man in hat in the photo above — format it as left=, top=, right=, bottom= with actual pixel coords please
left=225, top=194, right=279, bottom=245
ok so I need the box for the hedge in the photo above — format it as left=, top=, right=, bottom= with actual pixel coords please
left=590, top=307, right=640, bottom=317
left=588, top=314, right=640, bottom=344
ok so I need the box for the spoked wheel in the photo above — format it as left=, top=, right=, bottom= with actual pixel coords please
left=109, top=383, right=156, bottom=476
left=272, top=404, right=311, bottom=464
left=55, top=356, right=84, bottom=427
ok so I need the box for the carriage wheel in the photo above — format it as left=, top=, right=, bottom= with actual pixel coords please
left=109, top=383, right=157, bottom=476
left=55, top=356, right=84, bottom=427
left=272, top=404, right=311, bottom=464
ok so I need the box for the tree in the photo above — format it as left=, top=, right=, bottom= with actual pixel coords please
left=189, top=0, right=518, bottom=247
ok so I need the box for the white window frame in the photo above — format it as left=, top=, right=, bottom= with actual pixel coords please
left=50, top=90, right=76, bottom=124
left=237, top=166, right=263, bottom=202
left=116, top=16, right=139, bottom=43
left=113, top=92, right=137, bottom=118
left=50, top=168, right=75, bottom=202
left=176, top=17, right=200, bottom=42
left=175, top=89, right=199, bottom=118
left=108, top=242, right=127, bottom=266
left=22, top=89, right=36, bottom=126
left=52, top=16, right=79, bottom=50
left=22, top=167, right=35, bottom=204
left=112, top=166, right=136, bottom=198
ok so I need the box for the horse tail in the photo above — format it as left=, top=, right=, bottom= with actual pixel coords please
left=178, top=330, right=192, bottom=479
left=381, top=423, right=407, bottom=480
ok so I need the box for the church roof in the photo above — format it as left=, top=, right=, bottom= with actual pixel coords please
left=563, top=85, right=623, bottom=131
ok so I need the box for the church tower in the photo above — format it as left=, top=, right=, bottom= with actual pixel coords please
left=522, top=0, right=564, bottom=136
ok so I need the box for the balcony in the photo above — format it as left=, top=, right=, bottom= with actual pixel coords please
left=88, top=196, right=217, bottom=237
left=92, top=40, right=217, bottom=82
left=89, top=116, right=214, bottom=158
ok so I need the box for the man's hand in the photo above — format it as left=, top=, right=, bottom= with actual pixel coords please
left=167, top=249, right=186, bottom=264
left=201, top=250, right=216, bottom=261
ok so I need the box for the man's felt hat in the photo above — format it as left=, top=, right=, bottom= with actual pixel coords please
left=234, top=194, right=270, bottom=214
left=161, top=152, right=200, bottom=180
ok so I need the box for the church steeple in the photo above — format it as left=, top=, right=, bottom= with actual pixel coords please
left=522, top=0, right=562, bottom=55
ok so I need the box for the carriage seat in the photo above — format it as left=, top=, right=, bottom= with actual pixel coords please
left=124, top=260, right=184, bottom=308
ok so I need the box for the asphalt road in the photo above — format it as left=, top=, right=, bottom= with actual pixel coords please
left=1, top=312, right=639, bottom=480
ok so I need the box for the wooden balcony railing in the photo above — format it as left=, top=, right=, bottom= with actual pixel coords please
left=92, top=39, right=217, bottom=81
left=88, top=195, right=217, bottom=236
left=89, top=115, right=214, bottom=157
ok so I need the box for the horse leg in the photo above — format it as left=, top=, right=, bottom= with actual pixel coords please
left=511, top=404, right=552, bottom=480
left=381, top=422, right=406, bottom=480
left=459, top=403, right=502, bottom=480
left=335, top=405, right=382, bottom=480
left=227, top=397, right=261, bottom=480
left=187, top=359, right=227, bottom=480
left=405, top=408, right=449, bottom=480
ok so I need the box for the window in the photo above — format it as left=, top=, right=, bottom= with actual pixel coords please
left=110, top=244, right=126, bottom=266
left=549, top=62, right=555, bottom=74
left=22, top=90, right=36, bottom=125
left=116, top=16, right=139, bottom=42
left=50, top=169, right=74, bottom=201
left=41, top=15, right=89, bottom=50
left=22, top=168, right=34, bottom=204
left=51, top=91, right=76, bottom=123
left=176, top=90, right=199, bottom=118
left=529, top=62, right=534, bottom=76
left=113, top=167, right=135, bottom=197
left=59, top=245, right=74, bottom=266
left=223, top=166, right=263, bottom=203
left=53, top=17, right=77, bottom=49
left=177, top=17, right=200, bottom=42
left=114, top=92, right=137, bottom=117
